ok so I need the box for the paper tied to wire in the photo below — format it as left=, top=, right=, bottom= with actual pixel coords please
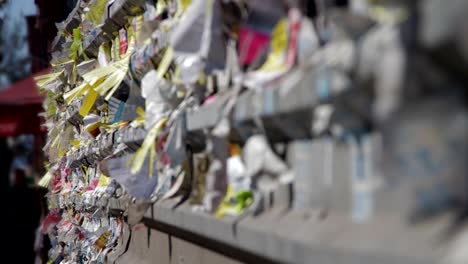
left=69, top=28, right=89, bottom=61
left=164, top=114, right=187, bottom=170
left=82, top=55, right=131, bottom=101
left=105, top=153, right=158, bottom=200
left=64, top=82, right=100, bottom=117
left=170, top=0, right=226, bottom=73
left=34, top=70, right=65, bottom=92
left=85, top=0, right=108, bottom=26
left=129, top=117, right=168, bottom=177
left=82, top=34, right=136, bottom=101
left=215, top=185, right=253, bottom=218
left=142, top=69, right=186, bottom=129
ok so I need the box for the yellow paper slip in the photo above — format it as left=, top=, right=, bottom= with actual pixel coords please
left=51, top=59, right=75, bottom=68
left=64, top=83, right=90, bottom=104
left=86, top=0, right=108, bottom=25
left=98, top=174, right=111, bottom=187
left=258, top=18, right=288, bottom=71
left=34, top=70, right=65, bottom=90
left=83, top=55, right=131, bottom=101
left=130, top=117, right=168, bottom=177
left=157, top=46, right=174, bottom=79
left=175, top=0, right=192, bottom=17
left=70, top=140, right=81, bottom=148
left=70, top=28, right=86, bottom=61
left=133, top=15, right=143, bottom=45
left=369, top=6, right=409, bottom=24
left=156, top=0, right=167, bottom=16
left=45, top=99, right=57, bottom=117
left=38, top=171, right=53, bottom=188
left=79, top=89, right=99, bottom=116
left=130, top=106, right=146, bottom=127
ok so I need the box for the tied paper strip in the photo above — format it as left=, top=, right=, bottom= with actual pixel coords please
left=258, top=18, right=289, bottom=72
left=130, top=117, right=168, bottom=177
left=156, top=0, right=167, bottom=17
left=132, top=15, right=143, bottom=46
left=107, top=155, right=159, bottom=199
left=63, top=83, right=100, bottom=117
left=126, top=45, right=176, bottom=176
left=64, top=83, right=90, bottom=104
left=82, top=34, right=136, bottom=101
left=98, top=173, right=111, bottom=187
left=34, top=70, right=64, bottom=91
left=175, top=0, right=192, bottom=18
left=157, top=46, right=174, bottom=79
left=82, top=55, right=131, bottom=101
left=131, top=106, right=146, bottom=127
left=38, top=171, right=53, bottom=188
left=215, top=185, right=253, bottom=218
left=79, top=89, right=99, bottom=116
left=85, top=0, right=108, bottom=25
left=70, top=28, right=88, bottom=61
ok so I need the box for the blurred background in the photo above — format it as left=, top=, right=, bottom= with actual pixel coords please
left=2, top=0, right=468, bottom=263
left=0, top=1, right=77, bottom=262
left=0, top=0, right=77, bottom=185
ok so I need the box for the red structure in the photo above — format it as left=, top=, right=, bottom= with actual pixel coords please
left=0, top=0, right=74, bottom=136
left=0, top=68, right=49, bottom=136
